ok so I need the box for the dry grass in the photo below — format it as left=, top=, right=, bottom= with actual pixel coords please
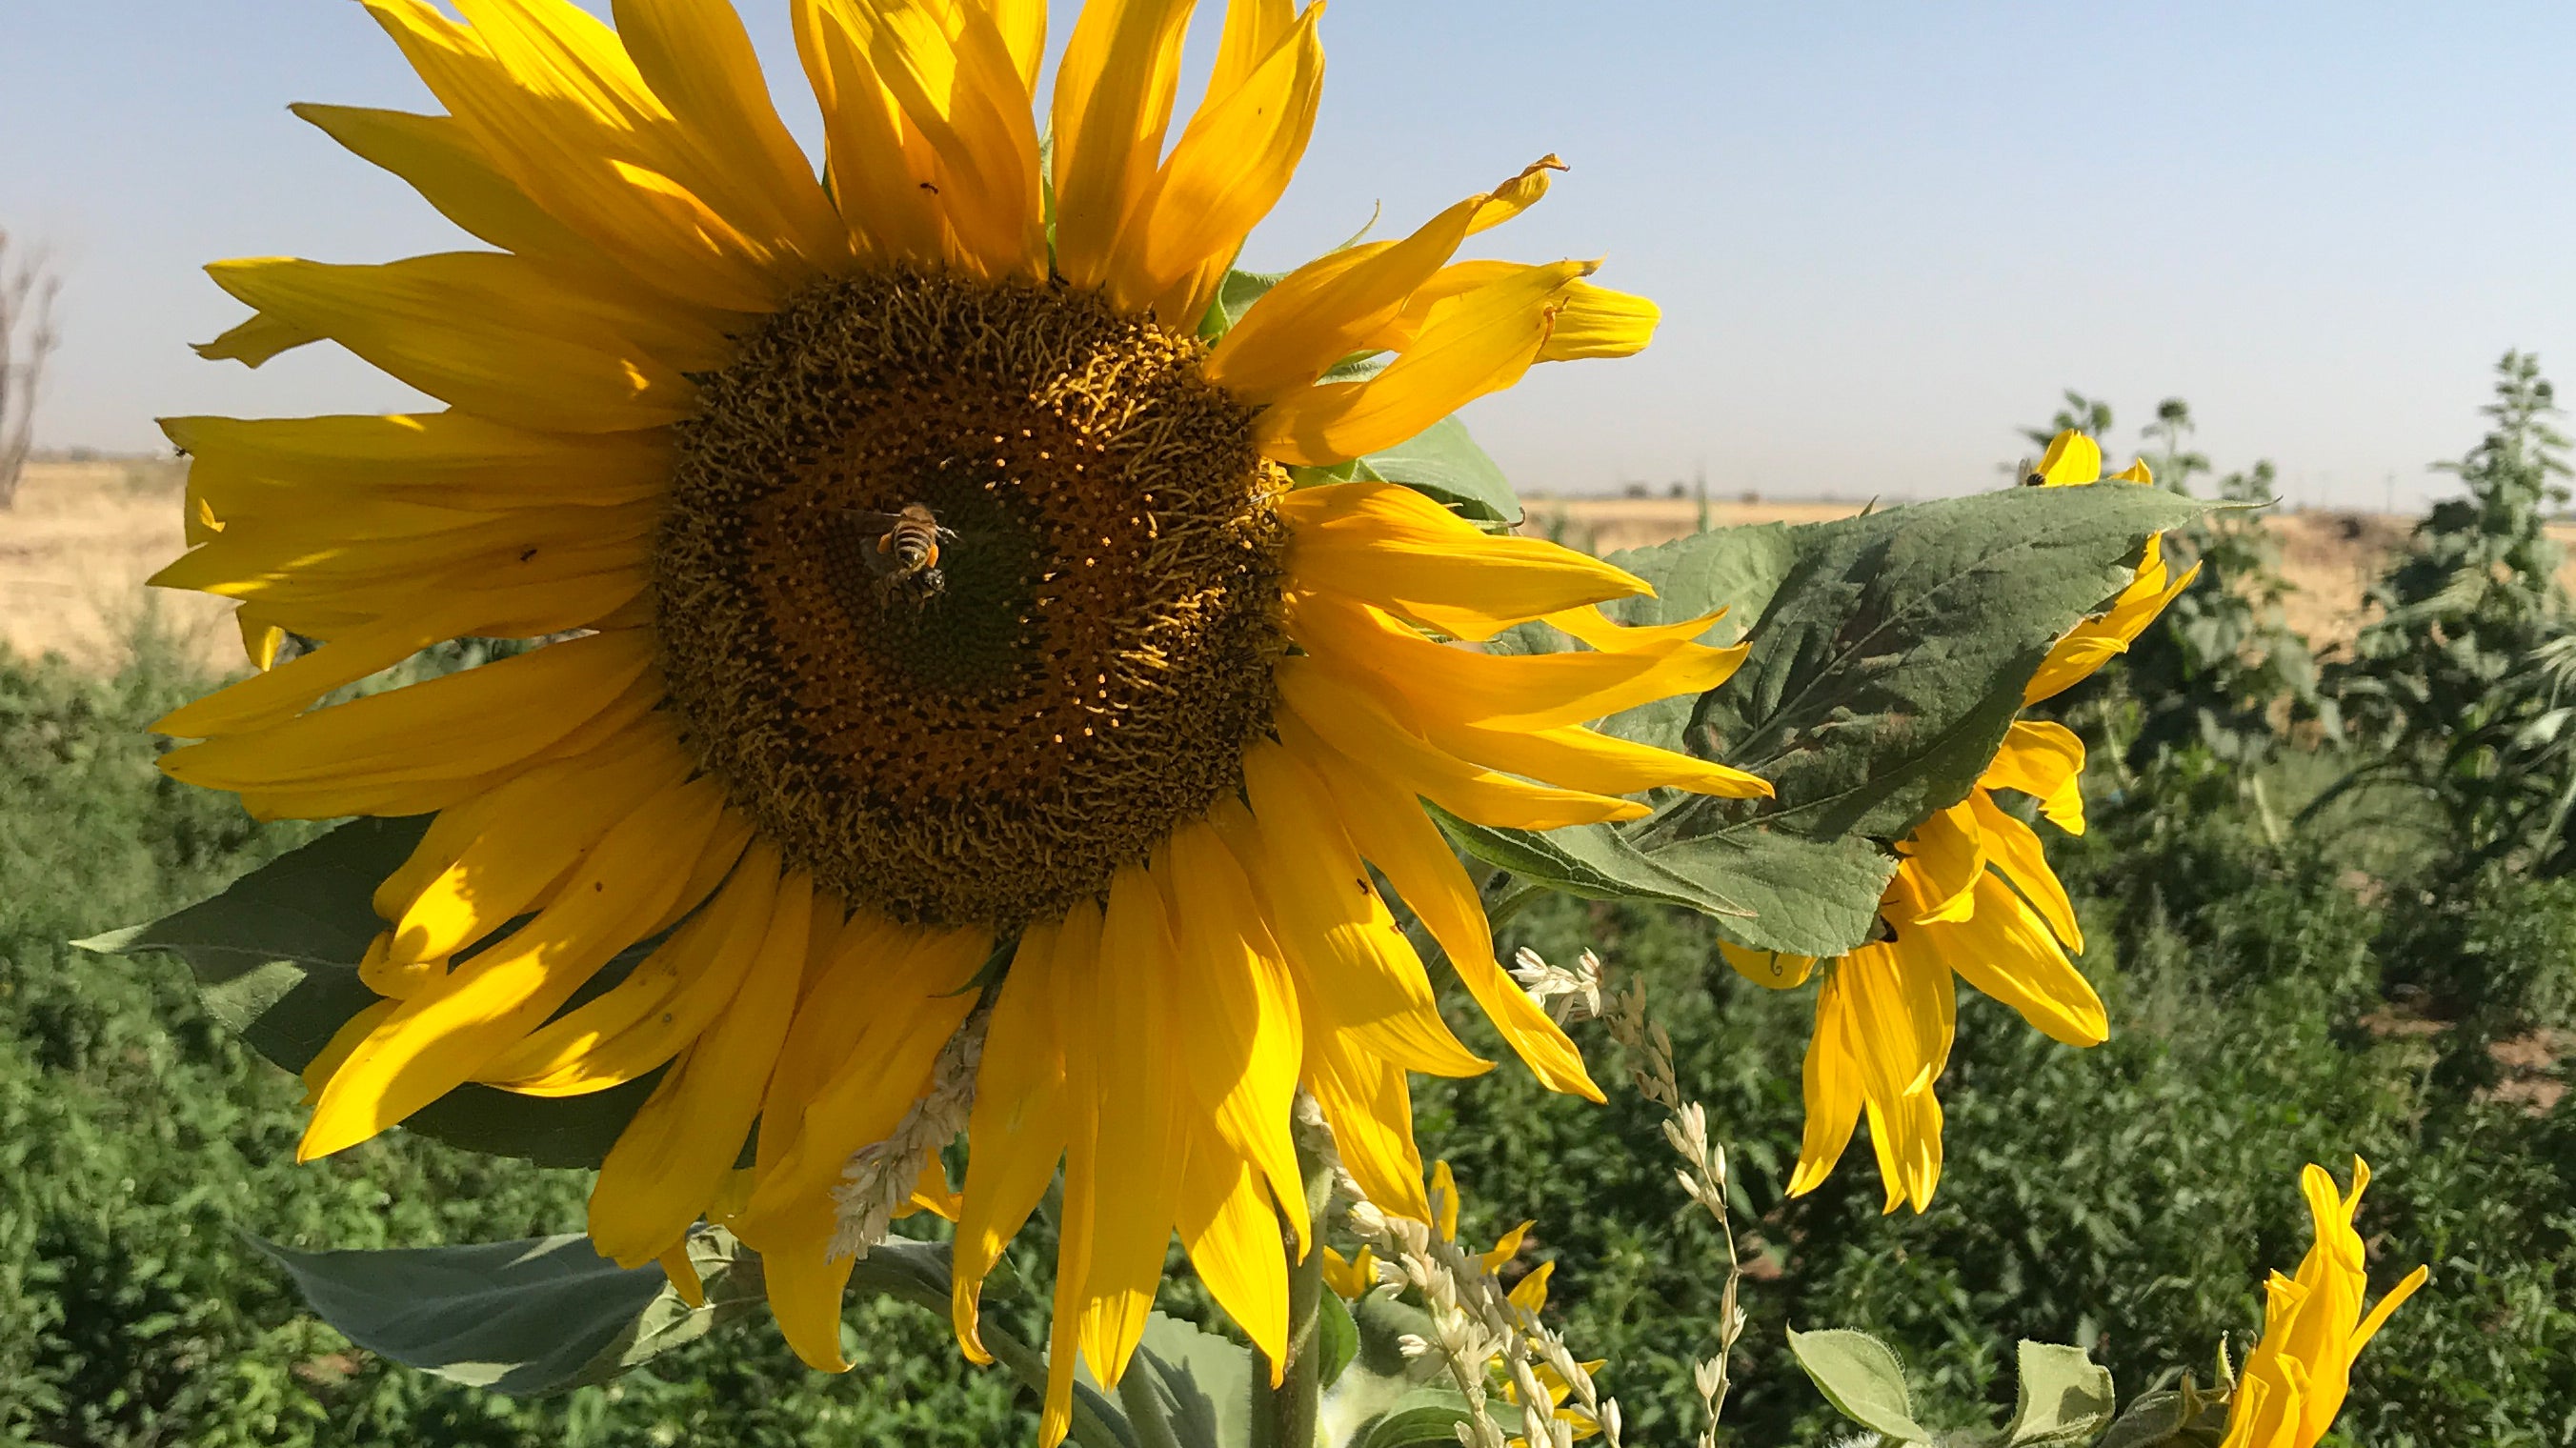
left=0, top=459, right=236, bottom=670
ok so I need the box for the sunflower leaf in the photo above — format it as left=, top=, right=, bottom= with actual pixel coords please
left=1465, top=485, right=2203, bottom=955
left=1122, top=1313, right=1258, bottom=1448
left=2004, top=1340, right=2117, bottom=1444
left=1786, top=1326, right=1935, bottom=1442
left=1357, top=416, right=1520, bottom=526
left=252, top=1227, right=767, bottom=1397
left=78, top=814, right=663, bottom=1168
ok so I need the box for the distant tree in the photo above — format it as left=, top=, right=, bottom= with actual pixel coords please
left=2320, top=351, right=2576, bottom=874
left=0, top=229, right=62, bottom=510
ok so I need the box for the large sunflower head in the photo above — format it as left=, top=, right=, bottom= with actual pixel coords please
left=154, top=1, right=1769, bottom=1438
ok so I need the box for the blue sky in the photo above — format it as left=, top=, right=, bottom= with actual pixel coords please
left=4, top=2, right=2571, bottom=508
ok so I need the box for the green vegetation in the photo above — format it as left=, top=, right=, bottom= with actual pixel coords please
left=6, top=356, right=2573, bottom=1444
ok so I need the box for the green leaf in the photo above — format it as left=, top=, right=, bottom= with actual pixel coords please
left=1199, top=268, right=1283, bottom=341
left=1459, top=486, right=2203, bottom=955
left=1354, top=1389, right=1475, bottom=1448
left=2005, top=1340, right=2116, bottom=1444
left=1121, top=1312, right=1257, bottom=1448
left=1786, top=1326, right=1935, bottom=1443
left=1356, top=415, right=1519, bottom=526
left=1673, top=487, right=2201, bottom=842
left=80, top=816, right=664, bottom=1168
left=253, top=1232, right=694, bottom=1397
left=1318, top=1292, right=1450, bottom=1448
left=2093, top=1388, right=2228, bottom=1448
left=1317, top=1285, right=1359, bottom=1390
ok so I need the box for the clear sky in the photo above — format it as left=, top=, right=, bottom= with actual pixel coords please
left=5, top=2, right=2572, bottom=508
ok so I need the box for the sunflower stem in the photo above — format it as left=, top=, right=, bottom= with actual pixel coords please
left=1254, top=1119, right=1336, bottom=1448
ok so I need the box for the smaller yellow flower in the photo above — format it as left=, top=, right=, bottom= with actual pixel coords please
left=1319, top=1244, right=1380, bottom=1299
left=2220, top=1157, right=2428, bottom=1448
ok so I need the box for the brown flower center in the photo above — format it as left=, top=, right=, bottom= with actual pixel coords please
left=654, top=269, right=1289, bottom=928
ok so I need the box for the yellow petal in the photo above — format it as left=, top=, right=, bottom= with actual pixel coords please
left=1291, top=718, right=1603, bottom=1101
left=791, top=0, right=944, bottom=264
left=194, top=311, right=325, bottom=367
left=586, top=866, right=811, bottom=1263
left=735, top=922, right=988, bottom=1232
left=1121, top=2, right=1326, bottom=326
left=1784, top=972, right=1862, bottom=1197
left=1204, top=157, right=1558, bottom=403
left=1538, top=279, right=1659, bottom=362
left=1979, top=719, right=2087, bottom=835
left=300, top=775, right=740, bottom=1157
left=2035, top=431, right=2103, bottom=486
left=835, top=0, right=1045, bottom=279
left=1895, top=804, right=1982, bottom=925
left=1278, top=480, right=1651, bottom=642
left=611, top=0, right=849, bottom=268
left=1051, top=0, right=1197, bottom=294
left=1218, top=766, right=1489, bottom=1078
left=1277, top=664, right=1648, bottom=830
left=1432, top=717, right=1773, bottom=802
left=1967, top=790, right=2083, bottom=953
left=1303, top=1037, right=1429, bottom=1221
left=289, top=103, right=634, bottom=291
left=1719, top=940, right=1816, bottom=990
left=2025, top=542, right=2204, bottom=705
left=1159, top=823, right=1311, bottom=1256
left=1072, top=861, right=1186, bottom=1387
left=951, top=923, right=1068, bottom=1363
left=1177, top=1146, right=1291, bottom=1380
left=1910, top=874, right=2105, bottom=1047
left=204, top=254, right=695, bottom=432
left=381, top=730, right=689, bottom=968
left=362, top=0, right=792, bottom=312
left=164, top=412, right=671, bottom=513
left=1257, top=260, right=1593, bottom=467
left=479, top=839, right=784, bottom=1091
left=1289, top=593, right=1746, bottom=735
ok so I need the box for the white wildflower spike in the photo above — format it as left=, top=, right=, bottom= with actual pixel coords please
left=826, top=1007, right=988, bottom=1260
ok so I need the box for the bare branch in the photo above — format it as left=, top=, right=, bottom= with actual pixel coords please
left=0, top=229, right=64, bottom=511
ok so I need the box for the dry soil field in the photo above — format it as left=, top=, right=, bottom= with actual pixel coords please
left=5, top=461, right=2573, bottom=673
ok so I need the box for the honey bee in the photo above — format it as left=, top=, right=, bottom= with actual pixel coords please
left=843, top=502, right=959, bottom=602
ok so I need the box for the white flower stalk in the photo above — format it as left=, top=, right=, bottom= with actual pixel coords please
left=827, top=1008, right=988, bottom=1261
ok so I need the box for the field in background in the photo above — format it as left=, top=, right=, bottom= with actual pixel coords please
left=5, top=460, right=2575, bottom=669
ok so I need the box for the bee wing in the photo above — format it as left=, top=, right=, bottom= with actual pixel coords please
left=838, top=510, right=910, bottom=531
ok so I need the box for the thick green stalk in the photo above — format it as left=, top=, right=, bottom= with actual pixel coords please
left=1254, top=1119, right=1338, bottom=1448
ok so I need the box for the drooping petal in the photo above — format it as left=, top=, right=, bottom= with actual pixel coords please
left=1204, top=156, right=1560, bottom=404
left=584, top=865, right=812, bottom=1263
left=1979, top=719, right=2088, bottom=835
left=1257, top=260, right=1595, bottom=467
left=1221, top=756, right=1489, bottom=1077
left=950, top=923, right=1068, bottom=1363
left=1968, top=789, right=2083, bottom=953
left=204, top=254, right=697, bottom=432
left=301, top=774, right=743, bottom=1157
left=1909, top=873, right=2106, bottom=1047
left=1289, top=716, right=1603, bottom=1101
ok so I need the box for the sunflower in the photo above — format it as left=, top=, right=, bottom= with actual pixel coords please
left=153, top=1, right=1768, bottom=1438
left=1720, top=431, right=2200, bottom=1213
left=2220, top=1157, right=2425, bottom=1448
